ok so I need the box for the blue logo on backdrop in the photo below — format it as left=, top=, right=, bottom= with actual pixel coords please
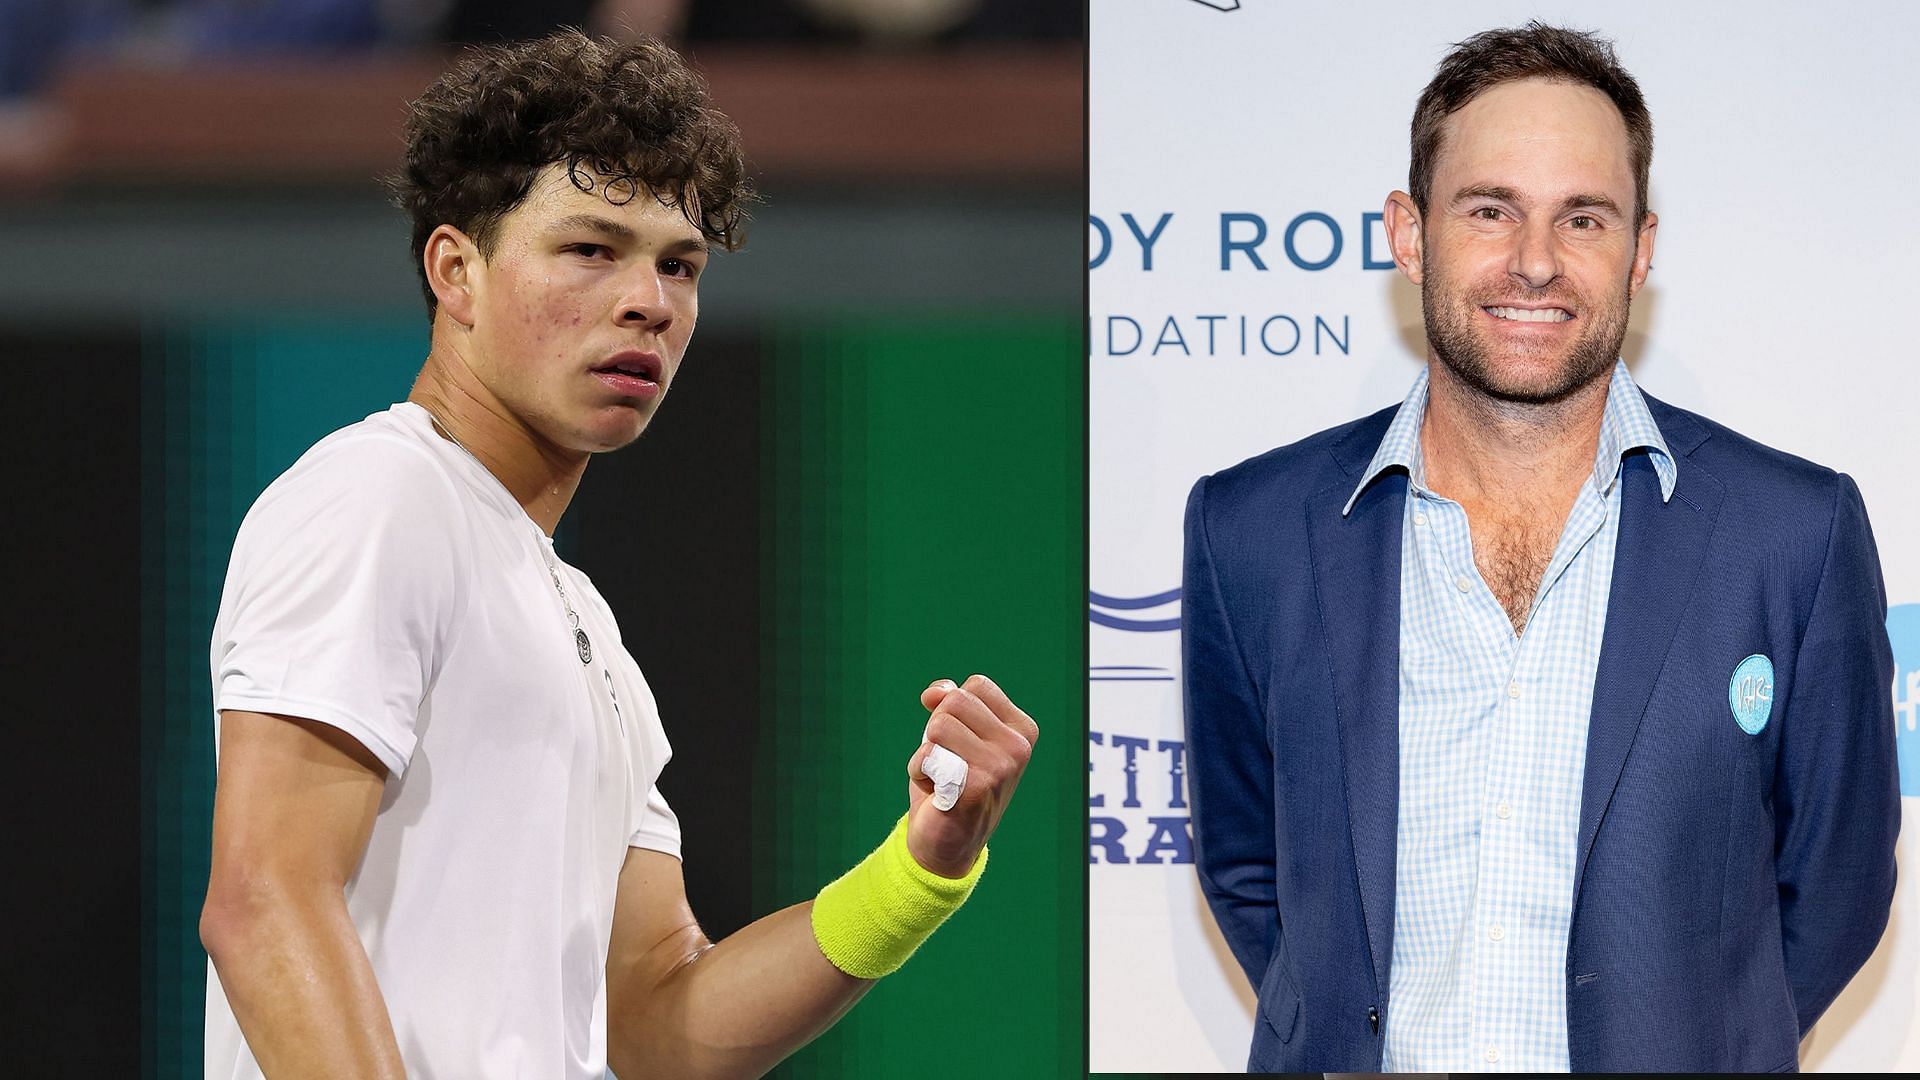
left=1089, top=586, right=1190, bottom=863
left=1890, top=603, right=1920, bottom=797
left=1089, top=210, right=1394, bottom=359
left=1090, top=665, right=1175, bottom=682
left=1088, top=212, right=1395, bottom=274
left=1089, top=588, right=1181, bottom=632
left=1090, top=728, right=1192, bottom=865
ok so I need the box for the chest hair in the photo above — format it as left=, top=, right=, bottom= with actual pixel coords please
left=1471, top=514, right=1559, bottom=635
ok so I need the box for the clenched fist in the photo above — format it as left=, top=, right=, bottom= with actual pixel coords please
left=905, top=674, right=1038, bottom=878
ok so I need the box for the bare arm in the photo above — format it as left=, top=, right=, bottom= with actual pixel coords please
left=607, top=675, right=1038, bottom=1078
left=605, top=849, right=869, bottom=1079
left=199, top=710, right=406, bottom=1079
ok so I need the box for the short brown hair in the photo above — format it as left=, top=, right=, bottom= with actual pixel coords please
left=387, top=28, right=753, bottom=319
left=1409, top=22, right=1652, bottom=224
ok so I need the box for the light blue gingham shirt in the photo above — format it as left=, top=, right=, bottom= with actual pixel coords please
left=1344, top=360, right=1675, bottom=1072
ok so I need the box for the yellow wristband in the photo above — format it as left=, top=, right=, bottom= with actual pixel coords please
left=810, top=813, right=988, bottom=979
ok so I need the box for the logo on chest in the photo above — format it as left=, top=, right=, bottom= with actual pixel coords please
left=1728, top=654, right=1774, bottom=735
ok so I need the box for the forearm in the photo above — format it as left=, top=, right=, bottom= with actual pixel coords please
left=607, top=676, right=1024, bottom=1078
left=202, top=891, right=405, bottom=1079
left=607, top=901, right=870, bottom=1080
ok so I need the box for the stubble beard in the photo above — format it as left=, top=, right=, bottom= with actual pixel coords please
left=1420, top=256, right=1633, bottom=408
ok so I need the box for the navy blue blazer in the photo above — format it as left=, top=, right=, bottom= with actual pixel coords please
left=1181, top=391, right=1899, bottom=1073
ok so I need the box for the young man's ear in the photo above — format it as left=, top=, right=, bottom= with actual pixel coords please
left=424, top=225, right=482, bottom=327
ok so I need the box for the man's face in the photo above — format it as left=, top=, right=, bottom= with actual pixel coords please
left=1410, top=77, right=1655, bottom=404
left=457, top=163, right=708, bottom=454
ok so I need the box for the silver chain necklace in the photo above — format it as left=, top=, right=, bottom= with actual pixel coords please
left=544, top=548, right=593, bottom=665
left=423, top=405, right=626, bottom=738
left=426, top=407, right=592, bottom=667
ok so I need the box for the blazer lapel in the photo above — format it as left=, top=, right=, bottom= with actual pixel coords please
left=1573, top=410, right=1723, bottom=909
left=1307, top=466, right=1406, bottom=1004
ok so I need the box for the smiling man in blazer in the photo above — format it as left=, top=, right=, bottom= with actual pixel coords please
left=1181, top=22, right=1899, bottom=1074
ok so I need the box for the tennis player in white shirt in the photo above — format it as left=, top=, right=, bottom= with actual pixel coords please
left=198, top=29, right=1037, bottom=1079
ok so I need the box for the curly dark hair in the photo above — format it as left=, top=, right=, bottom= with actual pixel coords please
left=1410, top=22, right=1652, bottom=225
left=386, top=28, right=752, bottom=319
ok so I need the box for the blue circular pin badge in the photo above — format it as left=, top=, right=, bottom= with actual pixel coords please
left=1729, top=654, right=1775, bottom=735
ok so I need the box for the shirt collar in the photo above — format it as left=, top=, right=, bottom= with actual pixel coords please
left=1341, top=359, right=1676, bottom=516
left=1589, top=359, right=1676, bottom=502
left=1342, top=367, right=1431, bottom=516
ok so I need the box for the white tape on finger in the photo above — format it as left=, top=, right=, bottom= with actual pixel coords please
left=921, top=744, right=969, bottom=812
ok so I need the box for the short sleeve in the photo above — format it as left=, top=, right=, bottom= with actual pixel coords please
left=629, top=786, right=681, bottom=858
left=211, top=434, right=470, bottom=776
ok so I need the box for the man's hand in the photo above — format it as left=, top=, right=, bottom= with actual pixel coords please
left=905, top=674, right=1038, bottom=878
left=607, top=672, right=1037, bottom=1076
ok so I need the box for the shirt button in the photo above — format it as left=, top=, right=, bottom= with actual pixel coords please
left=1455, top=575, right=1472, bottom=592
left=1496, top=801, right=1512, bottom=819
left=1486, top=1047, right=1501, bottom=1064
left=1413, top=512, right=1428, bottom=526
left=1507, top=682, right=1521, bottom=699
left=1489, top=924, right=1506, bottom=941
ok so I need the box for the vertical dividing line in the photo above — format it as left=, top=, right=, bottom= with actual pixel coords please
left=1061, top=315, right=1089, bottom=1071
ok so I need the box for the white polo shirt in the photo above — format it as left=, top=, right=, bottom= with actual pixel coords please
left=204, top=402, right=680, bottom=1080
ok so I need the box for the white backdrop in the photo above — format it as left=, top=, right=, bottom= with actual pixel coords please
left=1088, top=1, right=1920, bottom=1072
